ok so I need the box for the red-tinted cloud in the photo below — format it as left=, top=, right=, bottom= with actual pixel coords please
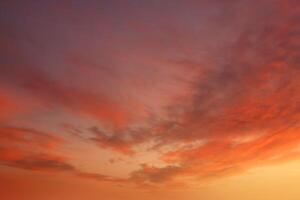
left=122, top=0, right=300, bottom=185
left=0, top=90, right=19, bottom=120
left=0, top=127, right=66, bottom=170
left=0, top=126, right=125, bottom=183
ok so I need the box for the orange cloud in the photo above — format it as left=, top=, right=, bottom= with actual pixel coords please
left=0, top=89, right=20, bottom=120
left=0, top=126, right=128, bottom=186
left=123, top=0, right=300, bottom=185
left=0, top=127, right=67, bottom=170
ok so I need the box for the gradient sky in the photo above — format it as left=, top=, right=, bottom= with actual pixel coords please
left=0, top=0, right=299, bottom=200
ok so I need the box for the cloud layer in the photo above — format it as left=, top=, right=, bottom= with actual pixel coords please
left=0, top=0, right=299, bottom=191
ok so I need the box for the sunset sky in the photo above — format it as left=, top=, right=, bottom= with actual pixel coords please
left=0, top=0, right=299, bottom=200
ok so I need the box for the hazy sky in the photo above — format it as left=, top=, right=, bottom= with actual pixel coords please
left=0, top=0, right=299, bottom=200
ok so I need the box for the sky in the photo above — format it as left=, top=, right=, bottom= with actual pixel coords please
left=0, top=0, right=299, bottom=199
